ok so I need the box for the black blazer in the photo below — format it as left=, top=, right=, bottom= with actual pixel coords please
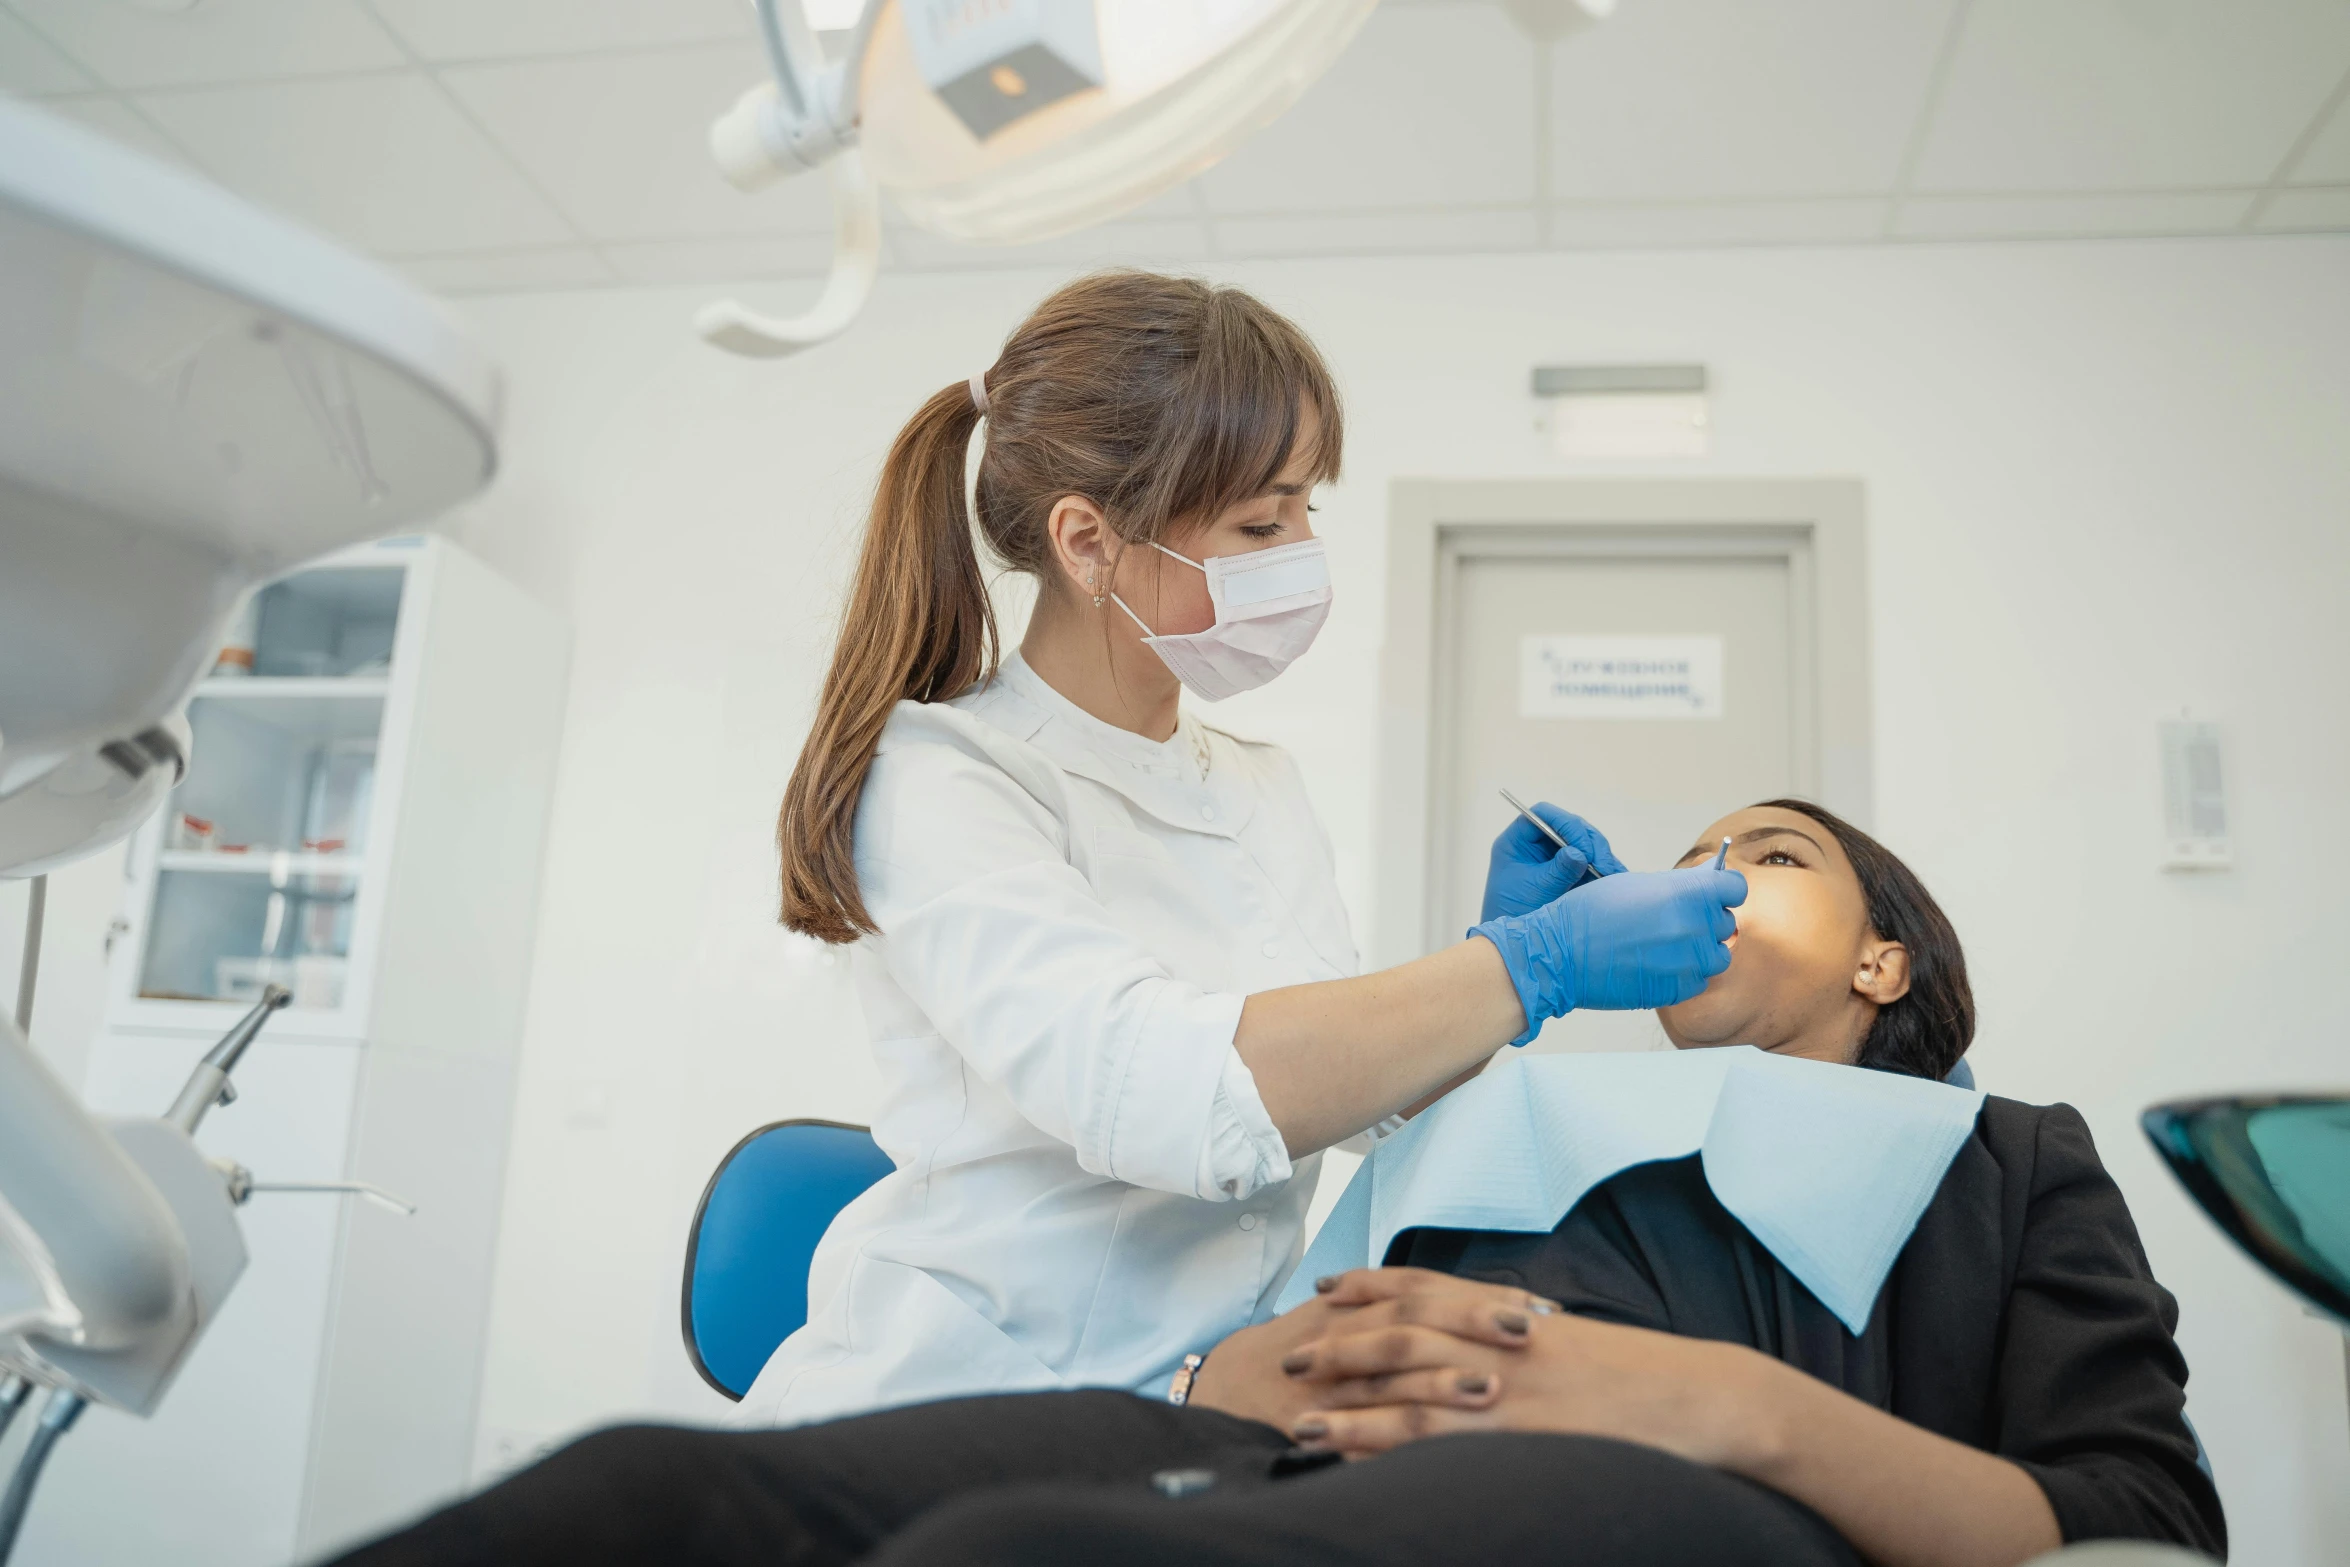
left=1388, top=1096, right=2226, bottom=1557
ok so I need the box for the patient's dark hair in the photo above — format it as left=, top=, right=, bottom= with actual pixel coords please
left=1752, top=799, right=1975, bottom=1082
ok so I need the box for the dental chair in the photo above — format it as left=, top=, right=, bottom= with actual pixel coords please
left=678, top=1062, right=1988, bottom=1397
left=681, top=1120, right=894, bottom=1400
left=677, top=1067, right=1986, bottom=1399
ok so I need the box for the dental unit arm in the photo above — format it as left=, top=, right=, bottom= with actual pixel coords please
left=0, top=96, right=498, bottom=1559
left=0, top=988, right=284, bottom=1416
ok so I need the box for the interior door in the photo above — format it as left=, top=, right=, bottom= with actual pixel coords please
left=1438, top=536, right=1808, bottom=1053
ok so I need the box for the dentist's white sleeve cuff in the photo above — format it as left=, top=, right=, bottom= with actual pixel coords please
left=1194, top=1042, right=1294, bottom=1202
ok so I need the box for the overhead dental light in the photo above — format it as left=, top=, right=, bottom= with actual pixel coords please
left=697, top=0, right=1380, bottom=357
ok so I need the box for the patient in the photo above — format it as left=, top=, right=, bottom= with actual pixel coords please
left=328, top=801, right=2221, bottom=1567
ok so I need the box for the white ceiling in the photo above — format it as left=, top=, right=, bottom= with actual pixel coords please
left=5, top=0, right=2348, bottom=298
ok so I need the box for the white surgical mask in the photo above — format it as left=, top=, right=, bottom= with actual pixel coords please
left=1110, top=538, right=1332, bottom=702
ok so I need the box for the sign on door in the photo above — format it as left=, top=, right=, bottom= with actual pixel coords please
left=1519, top=634, right=1724, bottom=720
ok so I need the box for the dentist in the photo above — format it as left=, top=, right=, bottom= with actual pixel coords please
left=743, top=271, right=1746, bottom=1427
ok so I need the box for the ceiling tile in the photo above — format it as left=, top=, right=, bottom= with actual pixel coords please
left=8, top=0, right=403, bottom=88
left=2290, top=93, right=2350, bottom=184
left=1894, top=190, right=2257, bottom=241
left=35, top=94, right=198, bottom=169
left=1546, top=0, right=1956, bottom=201
left=1214, top=207, right=1538, bottom=258
left=369, top=0, right=752, bottom=62
left=604, top=233, right=840, bottom=284
left=402, top=245, right=616, bottom=293
left=442, top=43, right=832, bottom=241
left=1913, top=0, right=2350, bottom=193
left=2256, top=186, right=2350, bottom=232
left=1199, top=4, right=1535, bottom=214
left=138, top=73, right=575, bottom=254
left=889, top=218, right=1209, bottom=271
left=0, top=8, right=94, bottom=94
left=1550, top=198, right=1888, bottom=250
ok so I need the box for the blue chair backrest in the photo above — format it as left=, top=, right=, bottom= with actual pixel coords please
left=1944, top=1057, right=1975, bottom=1091
left=683, top=1119, right=895, bottom=1401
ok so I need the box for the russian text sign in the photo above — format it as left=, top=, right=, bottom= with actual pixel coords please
left=1519, top=634, right=1724, bottom=720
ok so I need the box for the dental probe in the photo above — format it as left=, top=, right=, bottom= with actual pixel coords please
left=1713, top=837, right=1732, bottom=870
left=1499, top=788, right=1570, bottom=853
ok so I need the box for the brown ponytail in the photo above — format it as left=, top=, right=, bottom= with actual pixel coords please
left=778, top=270, right=1343, bottom=942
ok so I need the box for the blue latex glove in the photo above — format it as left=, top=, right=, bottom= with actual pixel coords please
left=1472, top=866, right=1747, bottom=1046
left=1481, top=803, right=1628, bottom=923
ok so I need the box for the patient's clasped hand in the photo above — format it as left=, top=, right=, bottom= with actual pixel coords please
left=328, top=800, right=2221, bottom=1567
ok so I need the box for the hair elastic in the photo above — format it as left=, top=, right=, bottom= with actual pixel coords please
left=968, top=372, right=989, bottom=416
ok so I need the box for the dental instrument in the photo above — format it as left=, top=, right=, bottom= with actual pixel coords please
left=1498, top=788, right=1572, bottom=854
left=1480, top=799, right=1628, bottom=927
left=1714, top=837, right=1732, bottom=870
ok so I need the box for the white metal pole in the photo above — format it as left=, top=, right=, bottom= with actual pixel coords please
left=12, top=875, right=42, bottom=1034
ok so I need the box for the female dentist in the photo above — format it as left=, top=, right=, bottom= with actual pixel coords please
left=740, top=271, right=1746, bottom=1427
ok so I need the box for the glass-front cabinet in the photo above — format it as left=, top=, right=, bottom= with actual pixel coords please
left=67, top=534, right=572, bottom=1567
left=112, top=546, right=418, bottom=1036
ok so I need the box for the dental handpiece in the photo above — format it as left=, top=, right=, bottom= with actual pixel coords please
left=1713, top=837, right=1732, bottom=870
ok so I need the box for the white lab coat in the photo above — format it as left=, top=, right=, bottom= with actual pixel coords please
left=737, top=653, right=1372, bottom=1428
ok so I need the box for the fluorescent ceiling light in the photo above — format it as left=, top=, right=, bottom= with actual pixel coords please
left=1533, top=365, right=1710, bottom=460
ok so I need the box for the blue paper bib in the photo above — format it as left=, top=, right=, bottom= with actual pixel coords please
left=1276, top=1047, right=1986, bottom=1334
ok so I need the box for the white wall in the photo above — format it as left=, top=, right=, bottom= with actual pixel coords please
left=26, top=234, right=2334, bottom=1555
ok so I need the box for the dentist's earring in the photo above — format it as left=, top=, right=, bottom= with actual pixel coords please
left=1089, top=569, right=1103, bottom=609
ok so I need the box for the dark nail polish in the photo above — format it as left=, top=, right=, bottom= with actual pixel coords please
left=1281, top=1351, right=1312, bottom=1375
left=1458, top=1373, right=1492, bottom=1395
left=1291, top=1418, right=1328, bottom=1441
left=1314, top=1275, right=1338, bottom=1293
left=1496, top=1310, right=1529, bottom=1335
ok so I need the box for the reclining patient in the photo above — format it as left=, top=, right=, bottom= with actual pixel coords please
left=329, top=801, right=2222, bottom=1567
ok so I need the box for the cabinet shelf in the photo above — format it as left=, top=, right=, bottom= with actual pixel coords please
left=156, top=850, right=367, bottom=879
left=197, top=676, right=392, bottom=699
left=192, top=679, right=390, bottom=743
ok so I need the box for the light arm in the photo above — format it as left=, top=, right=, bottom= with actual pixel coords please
left=698, top=0, right=876, bottom=357
left=694, top=152, right=881, bottom=358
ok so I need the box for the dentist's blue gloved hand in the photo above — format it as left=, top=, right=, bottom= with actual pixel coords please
left=1472, top=865, right=1747, bottom=1046
left=1480, top=803, right=1628, bottom=923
